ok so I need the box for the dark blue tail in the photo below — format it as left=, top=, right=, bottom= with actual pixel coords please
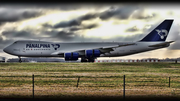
left=140, top=19, right=173, bottom=42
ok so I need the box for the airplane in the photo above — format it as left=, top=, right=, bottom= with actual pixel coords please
left=3, top=19, right=174, bottom=63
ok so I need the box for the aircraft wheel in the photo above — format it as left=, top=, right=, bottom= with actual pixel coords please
left=88, top=58, right=95, bottom=62
left=81, top=58, right=88, bottom=62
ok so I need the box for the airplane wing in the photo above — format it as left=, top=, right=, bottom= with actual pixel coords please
left=51, top=43, right=135, bottom=55
left=148, top=41, right=174, bottom=47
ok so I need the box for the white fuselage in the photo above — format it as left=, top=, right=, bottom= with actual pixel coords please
left=3, top=40, right=168, bottom=58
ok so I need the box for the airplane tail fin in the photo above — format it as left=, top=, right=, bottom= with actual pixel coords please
left=140, top=19, right=173, bottom=42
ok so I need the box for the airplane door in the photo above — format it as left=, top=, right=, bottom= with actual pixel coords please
left=22, top=48, right=26, bottom=54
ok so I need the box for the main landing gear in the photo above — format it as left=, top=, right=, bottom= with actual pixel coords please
left=18, top=56, right=22, bottom=63
left=81, top=57, right=95, bottom=62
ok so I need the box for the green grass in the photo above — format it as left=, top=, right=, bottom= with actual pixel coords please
left=0, top=62, right=180, bottom=97
left=0, top=62, right=179, bottom=73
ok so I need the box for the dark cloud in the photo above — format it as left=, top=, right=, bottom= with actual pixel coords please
left=44, top=30, right=77, bottom=41
left=49, top=6, right=142, bottom=29
left=2, top=31, right=34, bottom=38
left=125, top=26, right=139, bottom=32
left=1, top=29, right=81, bottom=43
left=22, top=11, right=41, bottom=19
left=42, top=23, right=53, bottom=28
left=84, top=24, right=98, bottom=29
left=43, top=16, right=99, bottom=30
left=42, top=28, right=147, bottom=42
left=53, top=20, right=81, bottom=28
left=40, top=29, right=114, bottom=42
left=54, top=31, right=75, bottom=38
left=52, top=13, right=98, bottom=29
left=69, top=24, right=98, bottom=31
left=99, top=6, right=138, bottom=20
left=69, top=27, right=81, bottom=31
left=97, top=6, right=156, bottom=20
left=132, top=9, right=157, bottom=19
left=79, top=13, right=98, bottom=21
left=0, top=8, right=43, bottom=24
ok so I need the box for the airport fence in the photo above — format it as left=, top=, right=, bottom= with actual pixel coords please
left=0, top=74, right=180, bottom=98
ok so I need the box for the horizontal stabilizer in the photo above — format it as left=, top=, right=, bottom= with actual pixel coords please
left=148, top=41, right=174, bottom=47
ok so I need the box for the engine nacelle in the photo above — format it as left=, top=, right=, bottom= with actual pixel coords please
left=64, top=52, right=79, bottom=61
left=85, top=49, right=100, bottom=58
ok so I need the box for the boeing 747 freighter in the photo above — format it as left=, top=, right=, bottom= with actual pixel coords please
left=3, top=19, right=174, bottom=62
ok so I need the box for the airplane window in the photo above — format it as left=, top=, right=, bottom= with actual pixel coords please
left=14, top=42, right=17, bottom=44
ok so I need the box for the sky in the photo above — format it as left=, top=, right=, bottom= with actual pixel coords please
left=1, top=3, right=180, bottom=59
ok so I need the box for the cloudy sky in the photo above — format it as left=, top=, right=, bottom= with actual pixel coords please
left=1, top=3, right=180, bottom=59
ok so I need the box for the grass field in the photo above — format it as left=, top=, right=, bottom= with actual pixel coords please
left=0, top=62, right=180, bottom=100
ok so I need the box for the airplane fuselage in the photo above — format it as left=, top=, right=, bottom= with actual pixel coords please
left=3, top=40, right=169, bottom=58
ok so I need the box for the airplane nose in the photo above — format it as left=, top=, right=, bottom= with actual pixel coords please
left=3, top=47, right=9, bottom=53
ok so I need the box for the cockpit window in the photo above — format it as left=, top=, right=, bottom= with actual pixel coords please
left=14, top=42, right=17, bottom=44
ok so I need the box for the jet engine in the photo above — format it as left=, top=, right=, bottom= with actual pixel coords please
left=64, top=52, right=79, bottom=61
left=85, top=49, right=100, bottom=58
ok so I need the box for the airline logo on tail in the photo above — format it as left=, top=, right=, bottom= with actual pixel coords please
left=140, top=19, right=173, bottom=42
left=156, top=29, right=168, bottom=39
